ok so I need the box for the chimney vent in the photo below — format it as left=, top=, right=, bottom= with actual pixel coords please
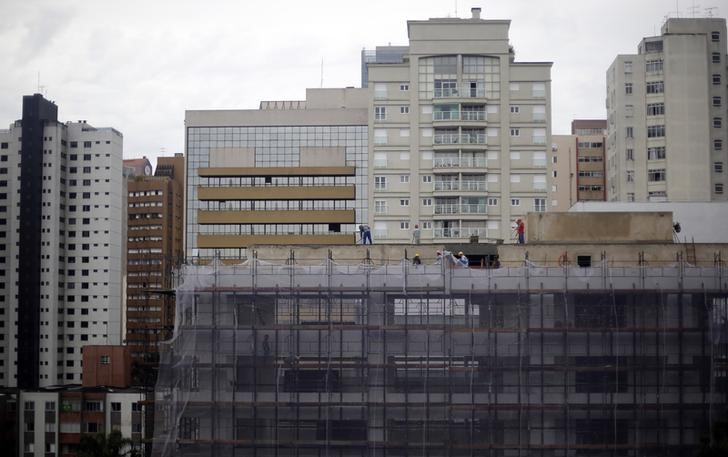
left=471, top=7, right=481, bottom=19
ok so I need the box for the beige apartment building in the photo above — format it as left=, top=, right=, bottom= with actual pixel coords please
left=365, top=7, right=552, bottom=243
left=550, top=120, right=607, bottom=211
left=606, top=17, right=727, bottom=202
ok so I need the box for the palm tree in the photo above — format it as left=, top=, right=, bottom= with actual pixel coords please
left=77, top=430, right=140, bottom=457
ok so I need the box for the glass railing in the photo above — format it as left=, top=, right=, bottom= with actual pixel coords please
left=434, top=87, right=459, bottom=97
left=461, top=133, right=487, bottom=144
left=433, top=157, right=460, bottom=168
left=433, top=111, right=460, bottom=121
left=434, top=181, right=460, bottom=191
left=434, top=204, right=487, bottom=214
left=460, top=181, right=487, bottom=191
left=433, top=227, right=485, bottom=238
left=461, top=111, right=485, bottom=121
left=461, top=158, right=487, bottom=168
left=433, top=133, right=460, bottom=144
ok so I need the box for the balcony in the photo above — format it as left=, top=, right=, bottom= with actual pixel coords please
left=433, top=133, right=460, bottom=145
left=434, top=181, right=459, bottom=191
left=433, top=133, right=487, bottom=145
left=433, top=227, right=486, bottom=239
left=434, top=157, right=488, bottom=169
left=461, top=111, right=486, bottom=121
left=460, top=181, right=487, bottom=191
left=434, top=87, right=459, bottom=98
left=433, top=111, right=460, bottom=121
left=434, top=204, right=487, bottom=215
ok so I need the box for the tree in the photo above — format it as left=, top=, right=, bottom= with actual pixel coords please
left=77, top=430, right=140, bottom=457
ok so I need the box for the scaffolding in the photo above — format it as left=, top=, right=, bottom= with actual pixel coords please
left=152, top=251, right=728, bottom=457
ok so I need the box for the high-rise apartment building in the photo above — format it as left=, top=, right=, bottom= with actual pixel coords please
left=185, top=88, right=368, bottom=260
left=606, top=17, right=728, bottom=202
left=365, top=7, right=551, bottom=243
left=125, top=154, right=184, bottom=373
left=0, top=94, right=124, bottom=388
left=551, top=120, right=607, bottom=211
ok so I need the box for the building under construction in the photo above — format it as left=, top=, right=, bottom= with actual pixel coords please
left=152, top=241, right=728, bottom=457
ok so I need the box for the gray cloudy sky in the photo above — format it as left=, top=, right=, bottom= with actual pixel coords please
left=0, top=0, right=718, bottom=166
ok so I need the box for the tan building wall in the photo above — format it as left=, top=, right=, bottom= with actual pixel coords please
left=525, top=211, right=673, bottom=243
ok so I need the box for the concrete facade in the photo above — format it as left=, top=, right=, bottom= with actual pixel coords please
left=366, top=8, right=552, bottom=244
left=606, top=17, right=728, bottom=202
left=0, top=95, right=125, bottom=388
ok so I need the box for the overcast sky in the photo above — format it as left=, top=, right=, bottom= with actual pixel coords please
left=1, top=0, right=721, bottom=166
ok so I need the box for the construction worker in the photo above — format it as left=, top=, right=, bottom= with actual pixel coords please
left=457, top=251, right=469, bottom=267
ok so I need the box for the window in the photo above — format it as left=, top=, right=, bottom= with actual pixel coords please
left=510, top=105, right=520, bottom=113
left=624, top=61, right=632, bottom=73
left=374, top=129, right=387, bottom=144
left=626, top=171, right=634, bottom=182
left=647, top=147, right=666, bottom=160
left=100, top=355, right=110, bottom=364
left=111, top=402, right=121, bottom=412
left=646, top=59, right=663, bottom=73
left=713, top=117, right=722, bottom=128
left=713, top=97, right=722, bottom=107
left=422, top=198, right=432, bottom=206
left=400, top=221, right=410, bottom=230
left=400, top=83, right=409, bottom=91
left=422, top=175, right=432, bottom=183
left=83, top=141, right=92, bottom=148
left=625, top=104, right=634, bottom=117
left=373, top=152, right=387, bottom=168
left=626, top=149, right=634, bottom=161
left=510, top=128, right=520, bottom=137
left=532, top=82, right=545, bottom=97
left=625, top=127, right=633, bottom=138
left=509, top=82, right=519, bottom=91
left=85, top=401, right=102, bottom=412
left=713, top=52, right=721, bottom=63
left=534, top=198, right=546, bottom=212
left=374, top=176, right=387, bottom=190
left=646, top=81, right=664, bottom=94
left=399, top=199, right=409, bottom=207
left=627, top=192, right=635, bottom=202
left=399, top=128, right=409, bottom=137
left=624, top=83, right=632, bottom=95
left=374, top=106, right=386, bottom=120
left=399, top=175, right=409, bottom=183
left=511, top=198, right=520, bottom=206
left=0, top=143, right=7, bottom=149
left=647, top=125, right=665, bottom=138
left=715, top=162, right=724, bottom=173
left=716, top=140, right=724, bottom=151
left=714, top=74, right=722, bottom=85
left=716, top=183, right=724, bottom=195
left=400, top=106, right=409, bottom=114
left=374, top=200, right=387, bottom=214
left=648, top=168, right=666, bottom=182
left=646, top=103, right=664, bottom=116
left=712, top=31, right=720, bottom=42
left=374, top=83, right=387, bottom=99
left=487, top=197, right=498, bottom=206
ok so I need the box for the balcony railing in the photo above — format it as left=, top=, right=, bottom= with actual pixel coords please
left=461, top=133, right=487, bottom=144
left=434, top=204, right=487, bottom=215
left=433, top=157, right=487, bottom=168
left=433, top=133, right=460, bottom=145
left=460, top=181, right=487, bottom=191
left=461, top=111, right=485, bottom=121
left=434, top=181, right=460, bottom=191
left=433, top=227, right=485, bottom=238
left=433, top=111, right=460, bottom=121
left=434, top=87, right=459, bottom=97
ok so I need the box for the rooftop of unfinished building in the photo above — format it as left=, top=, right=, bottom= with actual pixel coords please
left=205, top=241, right=728, bottom=269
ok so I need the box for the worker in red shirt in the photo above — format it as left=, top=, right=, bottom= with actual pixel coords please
left=516, top=219, right=525, bottom=244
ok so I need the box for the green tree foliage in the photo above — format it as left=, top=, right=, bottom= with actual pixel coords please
left=77, top=430, right=140, bottom=457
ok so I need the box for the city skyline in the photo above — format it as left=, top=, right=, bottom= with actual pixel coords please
left=1, top=0, right=714, bottom=166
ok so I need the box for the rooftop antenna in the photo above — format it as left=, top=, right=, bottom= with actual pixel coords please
left=320, top=57, right=323, bottom=88
left=705, top=6, right=717, bottom=16
left=454, top=0, right=458, bottom=17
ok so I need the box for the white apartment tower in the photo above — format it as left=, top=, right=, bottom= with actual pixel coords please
left=0, top=94, right=124, bottom=388
left=606, top=17, right=728, bottom=202
left=364, top=7, right=552, bottom=243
